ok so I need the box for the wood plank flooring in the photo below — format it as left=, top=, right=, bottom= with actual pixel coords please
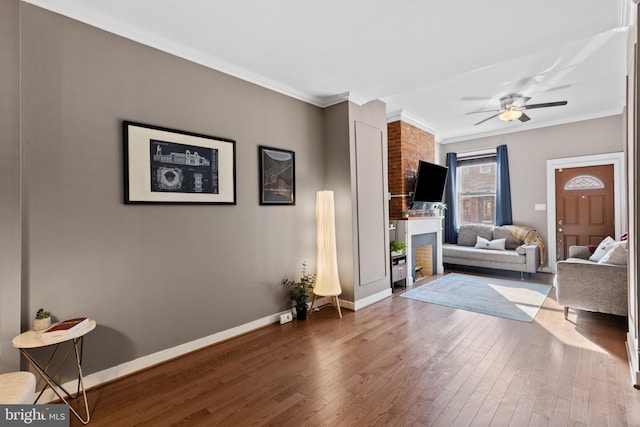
left=68, top=270, right=640, bottom=426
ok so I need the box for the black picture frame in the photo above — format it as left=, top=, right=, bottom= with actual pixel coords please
left=123, top=121, right=236, bottom=204
left=259, top=146, right=295, bottom=205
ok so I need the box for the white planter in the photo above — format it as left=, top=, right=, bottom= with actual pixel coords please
left=33, top=317, right=51, bottom=331
left=391, top=250, right=403, bottom=257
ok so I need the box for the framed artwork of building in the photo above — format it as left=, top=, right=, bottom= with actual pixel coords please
left=123, top=121, right=236, bottom=204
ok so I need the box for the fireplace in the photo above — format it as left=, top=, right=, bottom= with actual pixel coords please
left=396, top=217, right=443, bottom=283
left=412, top=232, right=437, bottom=278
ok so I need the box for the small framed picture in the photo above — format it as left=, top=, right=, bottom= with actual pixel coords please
left=123, top=121, right=236, bottom=204
left=258, top=146, right=295, bottom=205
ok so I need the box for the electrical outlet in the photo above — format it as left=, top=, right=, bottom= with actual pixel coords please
left=279, top=313, right=293, bottom=324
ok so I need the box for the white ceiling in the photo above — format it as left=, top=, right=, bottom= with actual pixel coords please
left=25, top=0, right=634, bottom=143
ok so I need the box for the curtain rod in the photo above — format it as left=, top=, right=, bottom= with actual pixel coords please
left=456, top=147, right=497, bottom=157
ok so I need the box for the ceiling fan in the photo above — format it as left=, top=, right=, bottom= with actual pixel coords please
left=468, top=93, right=567, bottom=126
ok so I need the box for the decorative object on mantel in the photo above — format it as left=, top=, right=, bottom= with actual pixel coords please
left=309, top=190, right=343, bottom=318
left=434, top=203, right=447, bottom=216
left=282, top=262, right=315, bottom=320
left=33, top=308, right=51, bottom=331
left=390, top=240, right=407, bottom=257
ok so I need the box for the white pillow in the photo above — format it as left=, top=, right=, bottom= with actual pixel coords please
left=589, top=236, right=615, bottom=262
left=475, top=236, right=506, bottom=251
left=598, top=245, right=628, bottom=265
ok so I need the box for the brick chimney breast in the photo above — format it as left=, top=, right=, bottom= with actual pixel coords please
left=387, top=121, right=435, bottom=220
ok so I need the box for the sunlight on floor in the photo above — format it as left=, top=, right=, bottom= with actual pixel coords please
left=535, top=297, right=624, bottom=355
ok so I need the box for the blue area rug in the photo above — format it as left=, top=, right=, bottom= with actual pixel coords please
left=401, top=273, right=552, bottom=322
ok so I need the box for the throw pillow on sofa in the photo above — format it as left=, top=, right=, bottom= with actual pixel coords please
left=598, top=244, right=628, bottom=265
left=492, top=226, right=522, bottom=250
left=589, top=237, right=627, bottom=262
left=589, top=236, right=615, bottom=262
left=475, top=236, right=506, bottom=251
left=457, top=224, right=493, bottom=246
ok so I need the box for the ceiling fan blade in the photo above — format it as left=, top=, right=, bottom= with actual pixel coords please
left=474, top=112, right=502, bottom=126
left=466, top=109, right=501, bottom=115
left=518, top=112, right=531, bottom=123
left=521, top=101, right=567, bottom=110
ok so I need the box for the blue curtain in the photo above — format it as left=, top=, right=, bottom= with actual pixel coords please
left=495, top=144, right=513, bottom=225
left=444, top=152, right=458, bottom=243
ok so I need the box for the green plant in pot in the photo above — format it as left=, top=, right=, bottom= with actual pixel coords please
left=282, top=262, right=316, bottom=320
left=33, top=308, right=51, bottom=331
left=390, top=240, right=407, bottom=256
left=434, top=203, right=447, bottom=216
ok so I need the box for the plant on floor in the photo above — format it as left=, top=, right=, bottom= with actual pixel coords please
left=282, top=262, right=316, bottom=320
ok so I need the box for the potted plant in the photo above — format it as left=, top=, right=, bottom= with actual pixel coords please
left=434, top=203, right=447, bottom=216
left=401, top=209, right=411, bottom=218
left=390, top=240, right=407, bottom=257
left=282, top=262, right=316, bottom=320
left=33, top=308, right=51, bottom=331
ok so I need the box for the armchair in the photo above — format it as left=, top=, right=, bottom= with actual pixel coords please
left=555, top=245, right=628, bottom=318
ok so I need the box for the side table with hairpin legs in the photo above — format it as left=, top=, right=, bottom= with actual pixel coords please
left=12, top=319, right=96, bottom=425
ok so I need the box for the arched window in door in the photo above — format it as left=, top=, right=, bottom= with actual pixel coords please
left=563, top=174, right=605, bottom=190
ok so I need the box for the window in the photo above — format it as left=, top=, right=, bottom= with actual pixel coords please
left=457, top=154, right=497, bottom=225
left=563, top=174, right=605, bottom=190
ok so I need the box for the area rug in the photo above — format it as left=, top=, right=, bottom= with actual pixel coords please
left=401, top=273, right=552, bottom=322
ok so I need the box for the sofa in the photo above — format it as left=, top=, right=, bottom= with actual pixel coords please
left=555, top=242, right=628, bottom=318
left=442, top=224, right=541, bottom=276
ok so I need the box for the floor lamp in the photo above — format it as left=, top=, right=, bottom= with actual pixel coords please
left=309, top=190, right=343, bottom=318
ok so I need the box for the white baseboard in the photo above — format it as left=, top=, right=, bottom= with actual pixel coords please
left=311, top=288, right=391, bottom=312
left=351, top=288, right=393, bottom=311
left=36, top=309, right=292, bottom=403
left=626, top=333, right=640, bottom=387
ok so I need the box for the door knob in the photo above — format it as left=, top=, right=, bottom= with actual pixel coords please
left=558, top=228, right=563, bottom=232
left=558, top=220, right=563, bottom=225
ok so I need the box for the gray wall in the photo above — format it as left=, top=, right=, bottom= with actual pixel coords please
left=348, top=101, right=390, bottom=302
left=5, top=3, right=327, bottom=374
left=323, top=100, right=390, bottom=304
left=323, top=103, right=356, bottom=301
left=0, top=0, right=22, bottom=372
left=439, top=115, right=625, bottom=256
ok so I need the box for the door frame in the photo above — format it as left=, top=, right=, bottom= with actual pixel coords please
left=546, top=152, right=626, bottom=273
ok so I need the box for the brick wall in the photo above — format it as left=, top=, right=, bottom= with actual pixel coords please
left=387, top=121, right=435, bottom=219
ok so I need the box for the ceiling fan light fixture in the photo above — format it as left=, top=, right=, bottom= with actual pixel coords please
left=499, top=110, right=523, bottom=121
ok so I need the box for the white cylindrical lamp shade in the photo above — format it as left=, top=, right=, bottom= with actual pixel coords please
left=314, top=190, right=342, bottom=297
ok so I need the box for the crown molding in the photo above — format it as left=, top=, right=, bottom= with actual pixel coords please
left=319, top=92, right=371, bottom=108
left=22, top=0, right=329, bottom=107
left=386, top=109, right=437, bottom=135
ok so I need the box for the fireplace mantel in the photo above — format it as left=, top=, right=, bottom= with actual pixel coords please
left=396, top=217, right=444, bottom=283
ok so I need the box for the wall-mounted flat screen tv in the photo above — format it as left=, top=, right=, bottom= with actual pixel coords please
left=412, top=160, right=448, bottom=203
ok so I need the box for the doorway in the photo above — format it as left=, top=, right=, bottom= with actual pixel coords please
left=546, top=153, right=625, bottom=273
left=555, top=164, right=615, bottom=260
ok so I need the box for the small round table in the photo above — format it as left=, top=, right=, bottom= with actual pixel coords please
left=12, top=319, right=96, bottom=425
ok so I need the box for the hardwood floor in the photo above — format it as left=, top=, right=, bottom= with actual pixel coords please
left=69, top=270, right=640, bottom=426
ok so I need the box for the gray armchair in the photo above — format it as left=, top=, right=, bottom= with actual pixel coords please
left=555, top=245, right=628, bottom=318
